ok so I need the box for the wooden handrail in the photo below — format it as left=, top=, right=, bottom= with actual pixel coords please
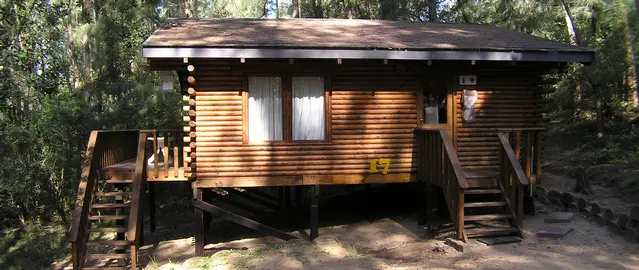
left=497, top=133, right=529, bottom=185
left=68, top=131, right=98, bottom=243
left=497, top=131, right=532, bottom=233
left=438, top=130, right=468, bottom=188
left=498, top=128, right=544, bottom=185
left=127, top=132, right=149, bottom=243
left=416, top=128, right=467, bottom=241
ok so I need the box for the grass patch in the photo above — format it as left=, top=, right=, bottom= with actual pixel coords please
left=344, top=245, right=359, bottom=258
left=0, top=223, right=70, bottom=270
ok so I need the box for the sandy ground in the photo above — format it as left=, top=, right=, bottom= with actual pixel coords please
left=138, top=203, right=639, bottom=270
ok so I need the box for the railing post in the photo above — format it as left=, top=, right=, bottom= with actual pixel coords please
left=524, top=132, right=532, bottom=178
left=130, top=244, right=137, bottom=270
left=457, top=189, right=465, bottom=241
left=535, top=131, right=543, bottom=184
left=153, top=132, right=159, bottom=178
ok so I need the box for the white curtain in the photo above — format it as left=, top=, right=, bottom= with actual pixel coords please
left=248, top=77, right=282, bottom=142
left=292, top=77, right=325, bottom=140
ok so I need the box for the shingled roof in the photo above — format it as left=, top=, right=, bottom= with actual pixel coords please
left=142, top=18, right=594, bottom=63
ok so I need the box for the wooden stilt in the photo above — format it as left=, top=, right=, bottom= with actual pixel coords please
left=148, top=182, right=156, bottom=233
left=285, top=186, right=292, bottom=208
left=426, top=183, right=438, bottom=231
left=417, top=182, right=427, bottom=225
left=295, top=186, right=303, bottom=207
left=278, top=187, right=286, bottom=208
left=203, top=190, right=212, bottom=231
left=194, top=188, right=205, bottom=256
left=193, top=198, right=296, bottom=241
left=310, top=185, right=319, bottom=241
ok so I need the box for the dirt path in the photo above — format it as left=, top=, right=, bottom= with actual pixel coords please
left=140, top=203, right=639, bottom=270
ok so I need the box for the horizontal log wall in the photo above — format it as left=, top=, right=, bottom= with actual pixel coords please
left=149, top=58, right=552, bottom=184
left=455, top=66, right=547, bottom=169
left=160, top=59, right=421, bottom=185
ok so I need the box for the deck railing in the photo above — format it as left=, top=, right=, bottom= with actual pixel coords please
left=496, top=128, right=543, bottom=234
left=497, top=132, right=530, bottom=232
left=498, top=128, right=544, bottom=184
left=416, top=128, right=468, bottom=241
left=141, top=129, right=188, bottom=181
left=68, top=130, right=138, bottom=270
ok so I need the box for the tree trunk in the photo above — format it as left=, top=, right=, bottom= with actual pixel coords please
left=559, top=0, right=580, bottom=46
left=66, top=23, right=80, bottom=89
left=623, top=6, right=639, bottom=107
left=183, top=0, right=192, bottom=18
left=347, top=0, right=353, bottom=19
left=263, top=0, right=269, bottom=17
left=428, top=0, right=437, bottom=22
left=596, top=98, right=604, bottom=137
left=292, top=0, right=300, bottom=18
left=275, top=0, right=279, bottom=18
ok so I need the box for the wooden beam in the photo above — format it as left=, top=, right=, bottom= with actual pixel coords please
left=310, top=185, right=319, bottom=241
left=193, top=173, right=416, bottom=188
left=193, top=189, right=205, bottom=256
left=193, top=198, right=297, bottom=241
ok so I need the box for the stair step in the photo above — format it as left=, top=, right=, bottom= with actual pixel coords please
left=86, top=240, right=130, bottom=246
left=466, top=227, right=519, bottom=237
left=465, top=189, right=501, bottom=195
left=464, top=201, right=507, bottom=208
left=95, top=191, right=131, bottom=197
left=100, top=179, right=134, bottom=184
left=89, top=215, right=127, bottom=221
left=464, top=214, right=513, bottom=221
left=477, top=236, right=522, bottom=245
left=88, top=227, right=127, bottom=233
left=91, top=203, right=129, bottom=209
left=85, top=253, right=129, bottom=259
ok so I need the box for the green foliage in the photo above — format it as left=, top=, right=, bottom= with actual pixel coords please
left=0, top=223, right=70, bottom=270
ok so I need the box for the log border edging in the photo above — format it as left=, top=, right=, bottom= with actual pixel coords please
left=534, top=186, right=639, bottom=244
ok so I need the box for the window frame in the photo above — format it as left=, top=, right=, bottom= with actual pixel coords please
left=242, top=74, right=331, bottom=145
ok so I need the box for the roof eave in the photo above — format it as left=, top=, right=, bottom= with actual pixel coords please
left=141, top=47, right=594, bottom=63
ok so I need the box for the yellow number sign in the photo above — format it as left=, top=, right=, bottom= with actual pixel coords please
left=368, top=158, right=391, bottom=175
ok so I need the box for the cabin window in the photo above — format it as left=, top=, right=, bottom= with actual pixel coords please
left=423, top=78, right=448, bottom=124
left=292, top=77, right=325, bottom=140
left=248, top=77, right=283, bottom=142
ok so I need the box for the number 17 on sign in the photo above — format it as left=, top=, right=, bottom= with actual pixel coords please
left=369, top=158, right=391, bottom=175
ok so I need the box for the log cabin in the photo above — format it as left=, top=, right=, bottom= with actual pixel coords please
left=68, top=18, right=594, bottom=269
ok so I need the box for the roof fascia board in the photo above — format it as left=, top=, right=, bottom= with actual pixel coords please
left=142, top=47, right=594, bottom=63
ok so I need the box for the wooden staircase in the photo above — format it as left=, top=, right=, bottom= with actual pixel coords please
left=462, top=170, right=523, bottom=242
left=82, top=174, right=135, bottom=269
left=416, top=128, right=540, bottom=244
left=69, top=130, right=155, bottom=270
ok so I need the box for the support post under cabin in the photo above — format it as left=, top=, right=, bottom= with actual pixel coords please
left=194, top=188, right=205, bottom=256
left=418, top=182, right=428, bottom=225
left=310, top=185, right=319, bottom=241
left=426, top=183, right=438, bottom=234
